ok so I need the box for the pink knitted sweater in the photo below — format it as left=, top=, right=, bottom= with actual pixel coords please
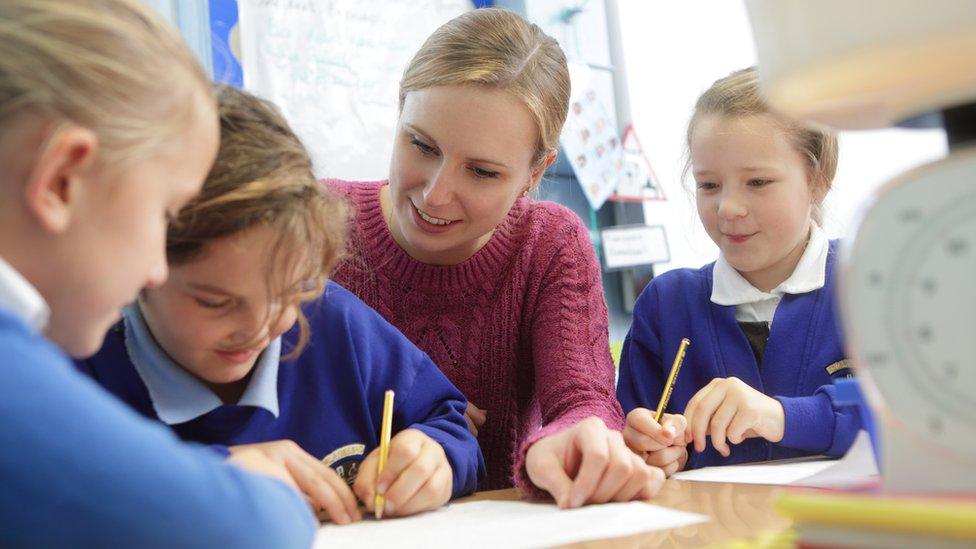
left=328, top=180, right=623, bottom=493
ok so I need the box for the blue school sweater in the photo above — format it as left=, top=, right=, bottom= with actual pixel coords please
left=76, top=282, right=484, bottom=498
left=0, top=308, right=315, bottom=548
left=617, top=241, right=860, bottom=469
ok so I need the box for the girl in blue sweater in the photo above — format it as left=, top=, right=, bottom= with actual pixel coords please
left=0, top=1, right=316, bottom=546
left=77, top=85, right=484, bottom=523
left=617, top=68, right=860, bottom=473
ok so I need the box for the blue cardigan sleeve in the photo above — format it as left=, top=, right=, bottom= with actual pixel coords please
left=0, top=328, right=315, bottom=548
left=616, top=283, right=704, bottom=468
left=616, top=283, right=667, bottom=413
left=397, top=356, right=486, bottom=498
left=324, top=283, right=485, bottom=499
left=777, top=384, right=861, bottom=456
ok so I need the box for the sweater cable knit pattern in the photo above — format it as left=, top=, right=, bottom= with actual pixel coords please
left=328, top=180, right=623, bottom=494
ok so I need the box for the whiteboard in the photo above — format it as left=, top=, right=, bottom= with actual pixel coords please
left=237, top=0, right=471, bottom=180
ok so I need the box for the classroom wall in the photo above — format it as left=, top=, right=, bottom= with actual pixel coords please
left=142, top=0, right=213, bottom=74
left=148, top=0, right=949, bottom=317
left=617, top=0, right=947, bottom=274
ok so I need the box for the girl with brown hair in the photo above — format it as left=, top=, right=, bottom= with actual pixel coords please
left=78, top=85, right=483, bottom=523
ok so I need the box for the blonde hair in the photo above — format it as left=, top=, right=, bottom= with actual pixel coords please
left=0, top=0, right=212, bottom=164
left=686, top=67, right=839, bottom=225
left=399, top=8, right=570, bottom=168
left=167, top=85, right=348, bottom=360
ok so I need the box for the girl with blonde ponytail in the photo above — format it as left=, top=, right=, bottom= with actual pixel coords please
left=0, top=1, right=314, bottom=545
left=79, top=85, right=484, bottom=523
left=618, top=68, right=857, bottom=475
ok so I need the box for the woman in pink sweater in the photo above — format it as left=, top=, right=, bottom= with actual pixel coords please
left=329, top=8, right=663, bottom=508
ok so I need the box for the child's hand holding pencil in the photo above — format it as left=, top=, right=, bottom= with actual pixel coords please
left=622, top=337, right=692, bottom=477
left=354, top=428, right=453, bottom=519
left=623, top=409, right=689, bottom=477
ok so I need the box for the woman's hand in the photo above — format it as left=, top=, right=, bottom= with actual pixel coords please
left=464, top=402, right=487, bottom=437
left=525, top=416, right=666, bottom=508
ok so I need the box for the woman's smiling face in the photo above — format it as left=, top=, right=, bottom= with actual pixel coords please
left=384, top=84, right=546, bottom=266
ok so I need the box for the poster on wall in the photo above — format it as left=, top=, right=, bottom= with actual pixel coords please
left=560, top=63, right=625, bottom=211
left=611, top=124, right=666, bottom=202
left=237, top=0, right=470, bottom=180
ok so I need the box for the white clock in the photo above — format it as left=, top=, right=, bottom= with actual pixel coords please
left=841, top=149, right=976, bottom=492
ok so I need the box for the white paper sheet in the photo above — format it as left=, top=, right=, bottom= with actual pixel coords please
left=672, top=430, right=880, bottom=488
left=314, top=499, right=706, bottom=548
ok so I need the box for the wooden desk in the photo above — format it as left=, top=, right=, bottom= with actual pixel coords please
left=459, top=479, right=793, bottom=548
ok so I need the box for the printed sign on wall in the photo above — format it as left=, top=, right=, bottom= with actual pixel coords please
left=612, top=124, right=666, bottom=202
left=600, top=224, right=670, bottom=269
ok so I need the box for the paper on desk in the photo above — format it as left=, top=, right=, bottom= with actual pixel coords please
left=672, top=430, right=879, bottom=488
left=314, top=500, right=707, bottom=548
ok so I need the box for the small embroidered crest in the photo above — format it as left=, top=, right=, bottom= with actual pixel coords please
left=825, top=359, right=853, bottom=377
left=321, top=443, right=366, bottom=486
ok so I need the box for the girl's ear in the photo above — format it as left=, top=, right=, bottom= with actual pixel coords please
left=526, top=150, right=558, bottom=195
left=814, top=177, right=830, bottom=204
left=805, top=165, right=829, bottom=203
left=23, top=125, right=98, bottom=234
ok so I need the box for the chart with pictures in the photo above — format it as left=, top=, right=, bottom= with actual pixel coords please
left=561, top=64, right=625, bottom=210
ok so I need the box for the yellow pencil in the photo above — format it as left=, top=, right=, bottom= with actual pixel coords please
left=374, top=389, right=395, bottom=519
left=654, top=338, right=690, bottom=423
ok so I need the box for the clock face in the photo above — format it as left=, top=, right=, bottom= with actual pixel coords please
left=842, top=149, right=976, bottom=458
